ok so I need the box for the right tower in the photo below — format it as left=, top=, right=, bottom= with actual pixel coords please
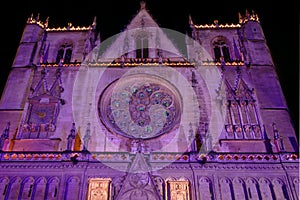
left=187, top=10, right=298, bottom=153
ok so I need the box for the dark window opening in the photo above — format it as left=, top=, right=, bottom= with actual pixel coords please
left=248, top=187, right=252, bottom=199
left=56, top=49, right=64, bottom=63
left=222, top=46, right=230, bottom=62
left=213, top=39, right=231, bottom=62
left=55, top=43, right=73, bottom=64
left=54, top=187, right=57, bottom=197
left=2, top=184, right=7, bottom=195
left=214, top=47, right=221, bottom=61
left=64, top=49, right=72, bottom=63
left=28, top=184, right=33, bottom=197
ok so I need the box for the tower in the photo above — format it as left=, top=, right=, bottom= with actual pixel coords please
left=0, top=2, right=298, bottom=200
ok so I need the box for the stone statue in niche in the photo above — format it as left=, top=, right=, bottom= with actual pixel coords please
left=83, top=123, right=91, bottom=151
left=67, top=123, right=76, bottom=151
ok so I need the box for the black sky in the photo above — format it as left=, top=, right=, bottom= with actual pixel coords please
left=0, top=0, right=298, bottom=134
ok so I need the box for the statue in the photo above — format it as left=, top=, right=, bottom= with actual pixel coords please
left=67, top=123, right=76, bottom=151
left=83, top=123, right=91, bottom=151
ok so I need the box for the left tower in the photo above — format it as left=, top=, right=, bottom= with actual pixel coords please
left=0, top=14, right=100, bottom=151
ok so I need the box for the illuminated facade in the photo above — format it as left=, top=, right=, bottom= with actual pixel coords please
left=0, top=2, right=298, bottom=200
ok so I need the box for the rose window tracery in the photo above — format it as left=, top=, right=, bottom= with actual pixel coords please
left=98, top=75, right=181, bottom=139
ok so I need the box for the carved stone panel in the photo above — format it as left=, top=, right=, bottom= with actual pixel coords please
left=87, top=178, right=112, bottom=200
left=166, top=179, right=190, bottom=200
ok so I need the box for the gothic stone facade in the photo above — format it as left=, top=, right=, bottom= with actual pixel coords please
left=0, top=3, right=299, bottom=200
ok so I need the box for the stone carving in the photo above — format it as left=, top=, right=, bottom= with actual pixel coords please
left=153, top=176, right=164, bottom=199
left=166, top=178, right=190, bottom=200
left=87, top=178, right=112, bottom=200
left=98, top=74, right=181, bottom=139
left=115, top=153, right=161, bottom=200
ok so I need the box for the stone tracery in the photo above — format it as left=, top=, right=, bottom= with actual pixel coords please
left=99, top=74, right=181, bottom=139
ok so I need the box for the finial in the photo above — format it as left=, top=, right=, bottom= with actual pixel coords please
left=245, top=9, right=250, bottom=19
left=92, top=16, right=97, bottom=29
left=45, top=16, right=49, bottom=28
left=272, top=122, right=285, bottom=152
left=238, top=12, right=243, bottom=23
left=214, top=20, right=219, bottom=27
left=36, top=13, right=40, bottom=21
left=67, top=22, right=72, bottom=30
left=188, top=14, right=194, bottom=25
left=140, top=1, right=146, bottom=10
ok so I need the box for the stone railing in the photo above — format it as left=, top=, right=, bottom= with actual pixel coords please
left=0, top=151, right=298, bottom=164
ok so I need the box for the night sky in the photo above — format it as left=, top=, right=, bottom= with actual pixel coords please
left=0, top=0, right=298, bottom=134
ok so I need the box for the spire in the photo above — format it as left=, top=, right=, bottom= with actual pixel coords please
left=140, top=1, right=146, bottom=10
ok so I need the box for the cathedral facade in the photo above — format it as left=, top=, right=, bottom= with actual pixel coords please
left=0, top=2, right=298, bottom=200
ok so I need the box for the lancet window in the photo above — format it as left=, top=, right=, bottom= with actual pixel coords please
left=56, top=43, right=73, bottom=64
left=213, top=37, right=231, bottom=62
left=224, top=80, right=262, bottom=139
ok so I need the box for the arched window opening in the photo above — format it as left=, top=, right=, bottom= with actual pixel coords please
left=213, top=39, right=231, bottom=62
left=56, top=43, right=73, bottom=64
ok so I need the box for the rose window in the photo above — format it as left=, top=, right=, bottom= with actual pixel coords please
left=98, top=75, right=181, bottom=139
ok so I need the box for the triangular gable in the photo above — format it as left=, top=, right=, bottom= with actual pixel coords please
left=235, top=79, right=254, bottom=100
left=115, top=152, right=161, bottom=200
left=94, top=2, right=185, bottom=62
left=126, top=2, right=159, bottom=30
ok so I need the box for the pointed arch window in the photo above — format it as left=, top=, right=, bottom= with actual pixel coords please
left=213, top=38, right=231, bottom=62
left=56, top=43, right=73, bottom=64
left=136, top=38, right=148, bottom=58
